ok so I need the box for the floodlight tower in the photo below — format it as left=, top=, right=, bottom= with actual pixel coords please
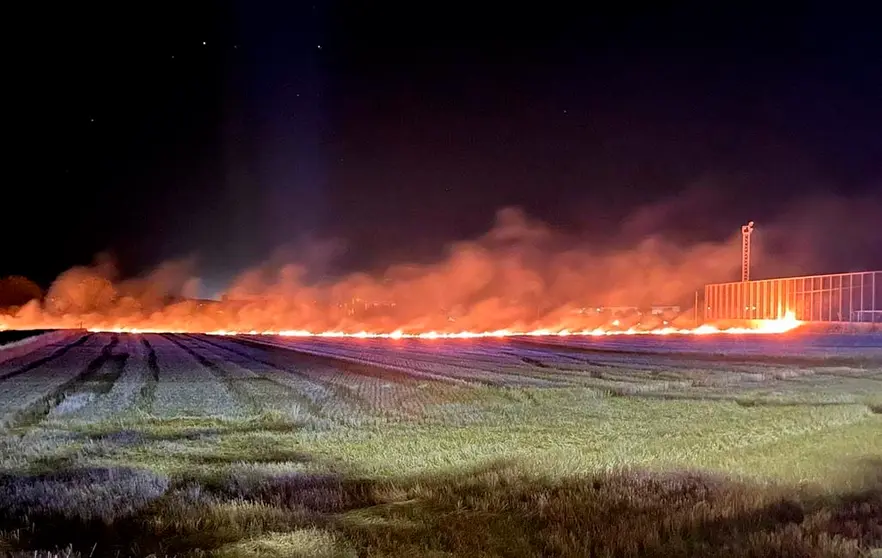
left=741, top=221, right=755, bottom=282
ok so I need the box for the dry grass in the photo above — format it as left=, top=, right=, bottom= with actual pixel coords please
left=340, top=465, right=882, bottom=558
left=0, top=463, right=878, bottom=557
left=214, top=529, right=356, bottom=558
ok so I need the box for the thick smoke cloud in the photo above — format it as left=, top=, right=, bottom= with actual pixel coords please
left=1, top=194, right=878, bottom=333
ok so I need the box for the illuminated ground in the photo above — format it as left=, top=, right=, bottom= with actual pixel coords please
left=0, top=331, right=880, bottom=557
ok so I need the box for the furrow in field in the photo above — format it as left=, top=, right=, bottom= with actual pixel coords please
left=166, top=334, right=322, bottom=424
left=505, top=340, right=882, bottom=396
left=250, top=336, right=561, bottom=387
left=144, top=334, right=247, bottom=419
left=183, top=334, right=370, bottom=424
left=48, top=336, right=156, bottom=422
left=261, top=338, right=460, bottom=385
left=137, top=336, right=161, bottom=411
left=507, top=339, right=845, bottom=385
left=264, top=337, right=815, bottom=395
left=244, top=337, right=466, bottom=386
left=180, top=334, right=337, bottom=423
left=196, top=335, right=400, bottom=424
left=291, top=337, right=572, bottom=386
left=163, top=333, right=260, bottom=408
left=358, top=339, right=694, bottom=390
left=0, top=332, right=92, bottom=382
left=196, top=335, right=443, bottom=423
left=0, top=334, right=117, bottom=427
left=315, top=339, right=614, bottom=384
left=521, top=335, right=882, bottom=366
left=0, top=331, right=83, bottom=367
left=177, top=335, right=322, bottom=424
left=503, top=342, right=879, bottom=401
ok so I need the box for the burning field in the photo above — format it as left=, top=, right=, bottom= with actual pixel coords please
left=0, top=207, right=814, bottom=339
left=0, top=329, right=880, bottom=557
left=0, top=209, right=879, bottom=556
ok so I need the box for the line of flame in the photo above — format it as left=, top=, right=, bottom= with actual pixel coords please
left=80, top=311, right=801, bottom=338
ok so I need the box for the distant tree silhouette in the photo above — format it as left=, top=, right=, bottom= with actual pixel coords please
left=0, top=276, right=43, bottom=309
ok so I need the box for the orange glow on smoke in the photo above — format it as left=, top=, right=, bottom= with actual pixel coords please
left=67, top=311, right=801, bottom=338
left=0, top=208, right=814, bottom=341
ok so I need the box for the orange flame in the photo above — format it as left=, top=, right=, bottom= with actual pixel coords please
left=60, top=310, right=800, bottom=338
left=0, top=207, right=814, bottom=340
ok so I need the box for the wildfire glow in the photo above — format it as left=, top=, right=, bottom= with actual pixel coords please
left=65, top=311, right=802, bottom=338
left=0, top=207, right=818, bottom=342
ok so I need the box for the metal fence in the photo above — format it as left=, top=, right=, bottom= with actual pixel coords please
left=704, top=270, right=881, bottom=323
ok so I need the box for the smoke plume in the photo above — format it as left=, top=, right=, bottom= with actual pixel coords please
left=1, top=194, right=879, bottom=334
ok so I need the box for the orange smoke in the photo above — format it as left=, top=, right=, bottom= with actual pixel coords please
left=0, top=207, right=805, bottom=337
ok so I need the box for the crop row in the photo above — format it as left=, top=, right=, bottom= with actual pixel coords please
left=0, top=331, right=85, bottom=368
left=0, top=335, right=110, bottom=426
left=253, top=336, right=563, bottom=388
left=0, top=332, right=89, bottom=377
left=49, top=336, right=154, bottom=422
left=257, top=336, right=877, bottom=401
left=170, top=335, right=322, bottom=424
left=198, top=336, right=457, bottom=423
left=147, top=335, right=247, bottom=418
left=528, top=333, right=882, bottom=359
left=293, top=336, right=589, bottom=372
left=185, top=336, right=373, bottom=425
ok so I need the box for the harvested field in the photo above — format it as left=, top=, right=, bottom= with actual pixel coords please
left=0, top=331, right=879, bottom=557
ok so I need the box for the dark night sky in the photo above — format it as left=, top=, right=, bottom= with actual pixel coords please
left=5, top=2, right=881, bottom=289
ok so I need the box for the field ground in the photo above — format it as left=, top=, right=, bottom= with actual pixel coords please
left=0, top=331, right=880, bottom=557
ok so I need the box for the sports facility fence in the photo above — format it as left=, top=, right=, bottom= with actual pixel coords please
left=704, top=270, right=881, bottom=323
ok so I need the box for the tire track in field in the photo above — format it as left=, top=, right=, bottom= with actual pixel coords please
left=137, top=337, right=161, bottom=409
left=50, top=336, right=163, bottom=422
left=0, top=333, right=93, bottom=383
left=184, top=335, right=366, bottom=422
left=65, top=336, right=123, bottom=392
left=7, top=335, right=119, bottom=428
left=46, top=337, right=129, bottom=419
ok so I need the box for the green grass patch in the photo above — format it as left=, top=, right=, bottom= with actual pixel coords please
left=1, top=354, right=880, bottom=556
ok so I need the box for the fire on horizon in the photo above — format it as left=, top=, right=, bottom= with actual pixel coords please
left=2, top=213, right=880, bottom=339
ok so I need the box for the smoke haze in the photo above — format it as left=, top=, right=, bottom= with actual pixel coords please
left=1, top=195, right=880, bottom=334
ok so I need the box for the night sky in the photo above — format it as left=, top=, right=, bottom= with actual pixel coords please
left=5, top=2, right=881, bottom=290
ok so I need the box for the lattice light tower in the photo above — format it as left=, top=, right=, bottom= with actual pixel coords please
left=741, top=221, right=755, bottom=282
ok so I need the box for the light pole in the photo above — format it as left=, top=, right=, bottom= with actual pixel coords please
left=741, top=221, right=755, bottom=320
left=741, top=221, right=754, bottom=283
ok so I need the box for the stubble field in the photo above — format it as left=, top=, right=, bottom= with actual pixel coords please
left=0, top=330, right=880, bottom=557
